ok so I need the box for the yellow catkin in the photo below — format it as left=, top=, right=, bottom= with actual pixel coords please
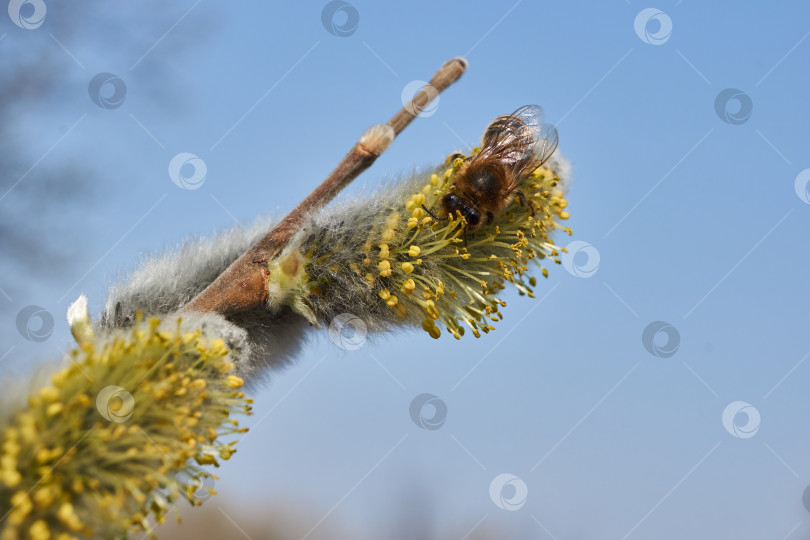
left=294, top=143, right=569, bottom=341
left=0, top=316, right=252, bottom=537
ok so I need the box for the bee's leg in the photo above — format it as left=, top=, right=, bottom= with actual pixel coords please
left=421, top=204, right=446, bottom=221
left=514, top=189, right=536, bottom=216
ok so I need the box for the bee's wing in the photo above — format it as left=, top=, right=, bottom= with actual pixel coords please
left=475, top=105, right=558, bottom=190
left=530, top=121, right=559, bottom=170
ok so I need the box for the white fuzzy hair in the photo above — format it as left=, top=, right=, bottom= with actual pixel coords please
left=97, top=217, right=310, bottom=382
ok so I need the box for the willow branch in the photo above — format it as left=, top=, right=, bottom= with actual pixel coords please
left=182, top=56, right=467, bottom=316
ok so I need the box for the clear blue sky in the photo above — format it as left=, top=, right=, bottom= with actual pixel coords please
left=3, top=1, right=810, bottom=538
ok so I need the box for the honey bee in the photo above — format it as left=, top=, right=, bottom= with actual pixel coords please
left=436, top=105, right=558, bottom=232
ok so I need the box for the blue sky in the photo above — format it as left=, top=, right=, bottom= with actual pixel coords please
left=2, top=1, right=810, bottom=538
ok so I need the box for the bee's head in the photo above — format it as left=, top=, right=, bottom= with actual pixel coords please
left=441, top=192, right=481, bottom=231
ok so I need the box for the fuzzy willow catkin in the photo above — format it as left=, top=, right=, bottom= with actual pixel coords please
left=0, top=316, right=251, bottom=539
left=268, top=149, right=572, bottom=340
left=97, top=151, right=571, bottom=370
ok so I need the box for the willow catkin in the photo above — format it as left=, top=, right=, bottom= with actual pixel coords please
left=0, top=316, right=251, bottom=539
left=268, top=149, right=572, bottom=341
left=97, top=149, right=572, bottom=372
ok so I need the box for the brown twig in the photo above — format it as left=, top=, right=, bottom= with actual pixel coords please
left=182, top=57, right=467, bottom=316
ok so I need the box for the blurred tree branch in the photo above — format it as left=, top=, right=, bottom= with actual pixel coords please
left=0, top=3, right=214, bottom=318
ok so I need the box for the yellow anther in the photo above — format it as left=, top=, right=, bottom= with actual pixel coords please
left=378, top=260, right=392, bottom=277
left=401, top=279, right=416, bottom=294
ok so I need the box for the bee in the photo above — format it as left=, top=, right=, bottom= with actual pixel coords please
left=435, top=105, right=558, bottom=233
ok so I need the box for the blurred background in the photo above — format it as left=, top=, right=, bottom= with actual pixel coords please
left=2, top=1, right=810, bottom=538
